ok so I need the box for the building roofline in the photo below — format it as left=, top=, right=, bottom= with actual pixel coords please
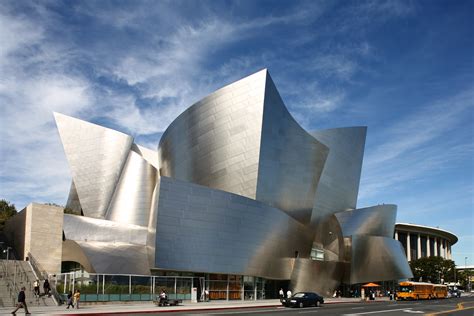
left=395, top=223, right=458, bottom=245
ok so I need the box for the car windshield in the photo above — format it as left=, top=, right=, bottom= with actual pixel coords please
left=293, top=293, right=306, bottom=298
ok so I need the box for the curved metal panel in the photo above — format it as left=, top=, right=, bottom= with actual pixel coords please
left=154, top=176, right=314, bottom=279
left=335, top=204, right=397, bottom=238
left=54, top=112, right=133, bottom=218
left=75, top=240, right=150, bottom=275
left=310, top=127, right=366, bottom=224
left=65, top=181, right=82, bottom=215
left=158, top=70, right=267, bottom=199
left=146, top=177, right=161, bottom=270
left=132, top=144, right=159, bottom=169
left=312, top=214, right=344, bottom=262
left=290, top=259, right=344, bottom=297
left=349, top=235, right=413, bottom=284
left=106, top=150, right=157, bottom=226
left=256, top=75, right=329, bottom=224
left=63, top=214, right=147, bottom=245
left=62, top=240, right=95, bottom=273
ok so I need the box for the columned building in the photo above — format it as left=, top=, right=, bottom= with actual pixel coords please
left=395, top=223, right=458, bottom=261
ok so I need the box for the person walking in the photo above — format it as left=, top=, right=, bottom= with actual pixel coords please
left=286, top=289, right=292, bottom=298
left=33, top=279, right=40, bottom=297
left=279, top=288, right=284, bottom=301
left=11, top=287, right=30, bottom=315
left=43, top=278, right=51, bottom=296
left=73, top=289, right=81, bottom=309
left=66, top=290, right=74, bottom=309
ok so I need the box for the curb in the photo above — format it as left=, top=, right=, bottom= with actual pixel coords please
left=53, top=304, right=281, bottom=315
left=52, top=300, right=391, bottom=315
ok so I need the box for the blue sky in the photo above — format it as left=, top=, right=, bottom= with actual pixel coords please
left=0, top=1, right=472, bottom=266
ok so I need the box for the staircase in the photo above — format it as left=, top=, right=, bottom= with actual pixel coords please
left=0, top=259, right=56, bottom=308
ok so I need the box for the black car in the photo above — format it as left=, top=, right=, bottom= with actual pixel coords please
left=282, top=292, right=324, bottom=308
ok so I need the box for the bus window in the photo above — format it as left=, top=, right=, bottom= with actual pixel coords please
left=399, top=286, right=413, bottom=293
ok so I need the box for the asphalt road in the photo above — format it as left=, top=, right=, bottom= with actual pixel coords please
left=121, top=297, right=474, bottom=316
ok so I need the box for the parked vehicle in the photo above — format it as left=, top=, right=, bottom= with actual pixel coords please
left=282, top=292, right=324, bottom=308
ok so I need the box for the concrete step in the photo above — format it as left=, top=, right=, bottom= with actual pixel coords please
left=0, top=260, right=56, bottom=307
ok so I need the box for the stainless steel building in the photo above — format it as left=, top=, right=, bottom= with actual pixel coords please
left=7, top=69, right=414, bottom=299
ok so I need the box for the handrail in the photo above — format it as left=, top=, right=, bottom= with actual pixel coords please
left=27, top=252, right=61, bottom=305
left=1, top=259, right=22, bottom=306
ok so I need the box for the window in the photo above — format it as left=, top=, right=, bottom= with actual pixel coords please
left=310, top=248, right=324, bottom=261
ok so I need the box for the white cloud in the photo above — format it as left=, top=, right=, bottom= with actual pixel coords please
left=359, top=88, right=474, bottom=201
left=0, top=7, right=96, bottom=208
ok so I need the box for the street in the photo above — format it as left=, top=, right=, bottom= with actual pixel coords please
left=116, top=297, right=474, bottom=316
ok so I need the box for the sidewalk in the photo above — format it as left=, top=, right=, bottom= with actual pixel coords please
left=2, top=297, right=389, bottom=315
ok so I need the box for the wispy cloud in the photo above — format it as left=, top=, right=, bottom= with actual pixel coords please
left=359, top=88, right=474, bottom=202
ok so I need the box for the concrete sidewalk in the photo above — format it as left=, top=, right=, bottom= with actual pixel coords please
left=2, top=297, right=390, bottom=315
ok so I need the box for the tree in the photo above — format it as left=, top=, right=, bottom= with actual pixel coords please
left=409, top=256, right=456, bottom=284
left=0, top=199, right=17, bottom=231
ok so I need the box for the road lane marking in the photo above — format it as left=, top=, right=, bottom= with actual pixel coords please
left=351, top=307, right=364, bottom=309
left=343, top=308, right=415, bottom=315
left=211, top=308, right=288, bottom=314
left=299, top=310, right=318, bottom=313
left=425, top=305, right=474, bottom=316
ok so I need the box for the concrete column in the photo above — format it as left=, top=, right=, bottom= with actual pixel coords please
left=434, top=238, right=438, bottom=256
left=427, top=236, right=431, bottom=257
left=407, top=232, right=411, bottom=261
left=417, top=234, right=422, bottom=259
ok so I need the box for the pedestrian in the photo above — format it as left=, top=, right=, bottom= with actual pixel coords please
left=66, top=290, right=74, bottom=309
left=279, top=288, right=284, bottom=301
left=73, top=289, right=81, bottom=309
left=204, top=289, right=209, bottom=302
left=11, top=286, right=30, bottom=315
left=43, top=278, right=51, bottom=296
left=286, top=289, right=292, bottom=298
left=158, top=289, right=167, bottom=306
left=33, top=279, right=39, bottom=296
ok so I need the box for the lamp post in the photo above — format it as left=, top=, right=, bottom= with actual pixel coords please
left=3, top=246, right=12, bottom=277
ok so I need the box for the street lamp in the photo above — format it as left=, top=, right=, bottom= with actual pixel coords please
left=3, top=246, right=12, bottom=261
left=3, top=246, right=12, bottom=277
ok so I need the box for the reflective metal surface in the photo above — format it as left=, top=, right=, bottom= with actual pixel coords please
left=310, top=127, right=366, bottom=224
left=154, top=176, right=313, bottom=279
left=106, top=150, right=157, bottom=226
left=65, top=181, right=82, bottom=214
left=54, top=112, right=133, bottom=219
left=159, top=70, right=267, bottom=200
left=53, top=69, right=413, bottom=293
left=335, top=204, right=397, bottom=238
left=256, top=75, right=328, bottom=224
left=62, top=214, right=150, bottom=274
left=348, top=235, right=413, bottom=284
left=290, top=259, right=345, bottom=297
left=63, top=214, right=148, bottom=245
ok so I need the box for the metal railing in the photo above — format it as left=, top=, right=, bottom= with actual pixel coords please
left=0, top=259, right=33, bottom=306
left=27, top=252, right=61, bottom=305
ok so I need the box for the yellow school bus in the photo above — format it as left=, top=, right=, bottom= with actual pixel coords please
left=433, top=284, right=448, bottom=299
left=397, top=281, right=434, bottom=300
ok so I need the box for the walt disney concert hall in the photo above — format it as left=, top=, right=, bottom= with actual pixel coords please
left=52, top=69, right=412, bottom=297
